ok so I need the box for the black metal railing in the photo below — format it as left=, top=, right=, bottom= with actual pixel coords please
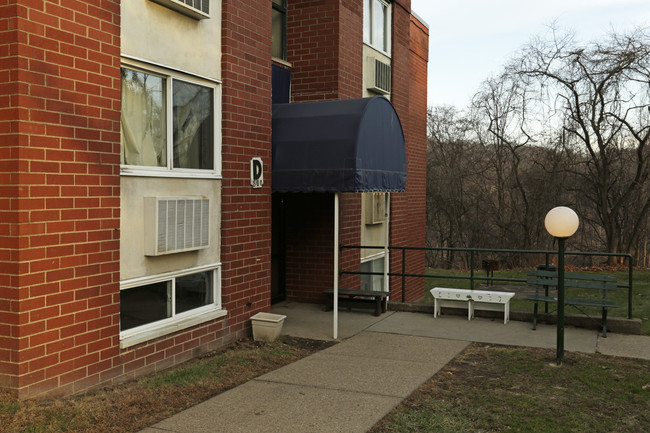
left=340, top=245, right=635, bottom=319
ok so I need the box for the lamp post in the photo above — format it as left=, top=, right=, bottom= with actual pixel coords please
left=544, top=206, right=579, bottom=365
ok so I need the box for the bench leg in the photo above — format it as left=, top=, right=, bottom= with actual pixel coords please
left=602, top=307, right=608, bottom=338
left=504, top=301, right=510, bottom=324
left=381, top=297, right=388, bottom=313
left=373, top=297, right=381, bottom=316
left=532, top=302, right=538, bottom=330
left=434, top=299, right=439, bottom=318
left=468, top=300, right=473, bottom=320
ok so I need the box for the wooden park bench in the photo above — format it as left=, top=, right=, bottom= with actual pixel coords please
left=324, top=288, right=391, bottom=316
left=525, top=270, right=618, bottom=337
left=429, top=287, right=515, bottom=324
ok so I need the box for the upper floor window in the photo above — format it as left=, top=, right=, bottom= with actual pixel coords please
left=272, top=0, right=287, bottom=60
left=120, top=61, right=221, bottom=177
left=363, top=0, right=391, bottom=54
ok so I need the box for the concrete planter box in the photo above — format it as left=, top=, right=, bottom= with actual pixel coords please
left=251, top=312, right=287, bottom=342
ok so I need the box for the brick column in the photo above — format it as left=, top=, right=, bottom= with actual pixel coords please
left=221, top=0, right=273, bottom=336
left=288, top=0, right=340, bottom=102
left=281, top=1, right=364, bottom=297
left=335, top=1, right=364, bottom=290
left=389, top=1, right=428, bottom=302
left=0, top=1, right=121, bottom=397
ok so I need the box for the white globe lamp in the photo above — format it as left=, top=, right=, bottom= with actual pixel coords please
left=544, top=206, right=579, bottom=365
left=545, top=206, right=579, bottom=239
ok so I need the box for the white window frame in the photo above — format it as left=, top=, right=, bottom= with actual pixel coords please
left=363, top=0, right=392, bottom=56
left=361, top=252, right=389, bottom=292
left=119, top=264, right=225, bottom=348
left=120, top=57, right=222, bottom=179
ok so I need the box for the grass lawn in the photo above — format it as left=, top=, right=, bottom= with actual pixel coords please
left=0, top=337, right=334, bottom=433
left=370, top=343, right=650, bottom=433
left=1, top=331, right=648, bottom=433
left=423, top=268, right=650, bottom=335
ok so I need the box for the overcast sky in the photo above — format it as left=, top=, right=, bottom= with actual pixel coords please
left=410, top=0, right=650, bottom=108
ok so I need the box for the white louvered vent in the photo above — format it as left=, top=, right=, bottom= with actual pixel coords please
left=144, top=197, right=210, bottom=256
left=366, top=57, right=392, bottom=94
left=150, top=0, right=210, bottom=20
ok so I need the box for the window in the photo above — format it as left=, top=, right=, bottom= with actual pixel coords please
left=272, top=0, right=287, bottom=60
left=120, top=62, right=220, bottom=177
left=363, top=0, right=391, bottom=54
left=120, top=265, right=224, bottom=347
left=361, top=256, right=386, bottom=292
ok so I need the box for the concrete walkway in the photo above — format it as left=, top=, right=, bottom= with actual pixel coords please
left=139, top=303, right=650, bottom=433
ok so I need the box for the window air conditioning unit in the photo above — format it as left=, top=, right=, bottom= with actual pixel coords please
left=366, top=57, right=392, bottom=94
left=144, top=197, right=210, bottom=256
left=365, top=192, right=386, bottom=224
left=150, top=0, right=210, bottom=20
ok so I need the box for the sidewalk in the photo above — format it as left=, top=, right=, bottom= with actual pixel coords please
left=139, top=304, right=650, bottom=433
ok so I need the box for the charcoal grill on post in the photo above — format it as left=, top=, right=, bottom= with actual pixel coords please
left=481, top=260, right=499, bottom=286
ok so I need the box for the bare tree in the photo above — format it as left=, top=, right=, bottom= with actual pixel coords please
left=508, top=27, right=650, bottom=261
left=472, top=74, right=539, bottom=252
left=426, top=106, right=487, bottom=267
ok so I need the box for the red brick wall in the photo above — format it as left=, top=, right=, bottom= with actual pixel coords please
left=338, top=0, right=363, bottom=99
left=221, top=0, right=273, bottom=332
left=389, top=1, right=428, bottom=302
left=288, top=0, right=340, bottom=102
left=335, top=1, right=363, bottom=289
left=288, top=0, right=362, bottom=102
left=408, top=13, right=429, bottom=233
left=338, top=193, right=362, bottom=288
left=0, top=1, right=20, bottom=392
left=281, top=192, right=363, bottom=303
left=283, top=193, right=334, bottom=302
left=0, top=0, right=278, bottom=399
left=0, top=0, right=121, bottom=397
left=112, top=318, right=227, bottom=388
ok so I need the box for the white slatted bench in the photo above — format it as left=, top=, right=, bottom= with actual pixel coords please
left=430, top=287, right=516, bottom=324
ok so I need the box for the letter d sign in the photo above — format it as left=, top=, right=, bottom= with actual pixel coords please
left=250, top=157, right=263, bottom=188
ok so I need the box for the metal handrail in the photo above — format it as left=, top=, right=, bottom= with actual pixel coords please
left=340, top=245, right=634, bottom=319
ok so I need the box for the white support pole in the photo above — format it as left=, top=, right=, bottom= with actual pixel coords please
left=333, top=192, right=339, bottom=340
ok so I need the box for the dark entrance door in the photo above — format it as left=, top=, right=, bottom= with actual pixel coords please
left=271, top=194, right=286, bottom=303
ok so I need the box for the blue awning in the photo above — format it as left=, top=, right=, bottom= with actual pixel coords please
left=272, top=96, right=407, bottom=193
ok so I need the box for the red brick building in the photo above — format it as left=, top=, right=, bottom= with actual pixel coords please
left=0, top=0, right=428, bottom=398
